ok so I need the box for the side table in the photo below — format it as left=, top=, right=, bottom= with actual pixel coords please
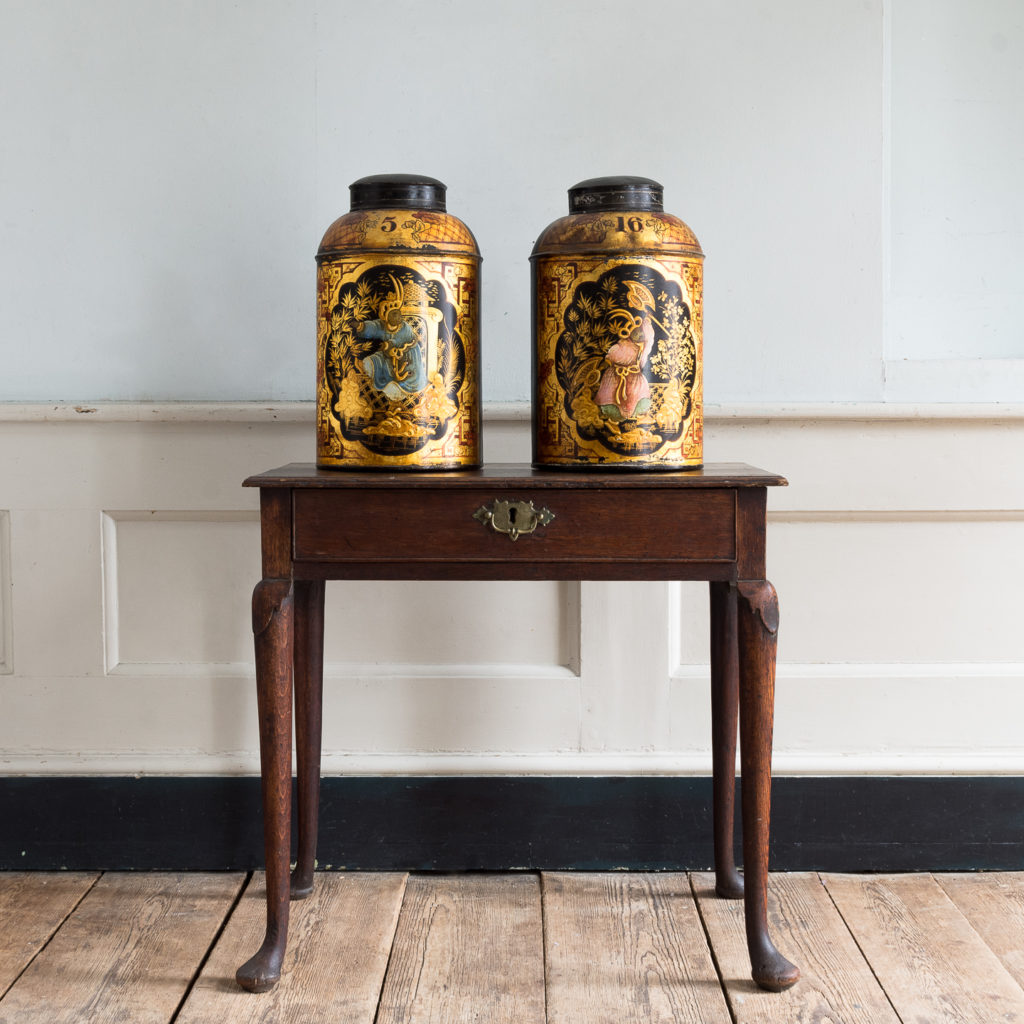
left=237, top=462, right=799, bottom=993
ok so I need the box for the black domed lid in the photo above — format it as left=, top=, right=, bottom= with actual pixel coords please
left=568, top=176, right=664, bottom=213
left=349, top=174, right=447, bottom=212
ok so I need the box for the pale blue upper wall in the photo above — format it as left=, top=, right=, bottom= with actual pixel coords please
left=0, top=1, right=1017, bottom=403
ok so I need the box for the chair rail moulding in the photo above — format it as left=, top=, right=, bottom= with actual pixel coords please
left=3, top=401, right=1024, bottom=423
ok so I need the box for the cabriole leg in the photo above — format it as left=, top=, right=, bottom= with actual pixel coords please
left=737, top=579, right=799, bottom=992
left=709, top=580, right=744, bottom=899
left=236, top=578, right=294, bottom=993
left=291, top=579, right=325, bottom=899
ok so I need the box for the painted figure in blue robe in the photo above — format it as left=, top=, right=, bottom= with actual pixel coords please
left=358, top=305, right=427, bottom=400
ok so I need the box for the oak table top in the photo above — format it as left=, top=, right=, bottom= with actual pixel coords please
left=244, top=461, right=788, bottom=489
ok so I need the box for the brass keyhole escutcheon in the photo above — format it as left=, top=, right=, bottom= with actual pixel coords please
left=473, top=499, right=555, bottom=541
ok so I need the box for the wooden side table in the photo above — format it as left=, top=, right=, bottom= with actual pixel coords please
left=237, top=462, right=799, bottom=993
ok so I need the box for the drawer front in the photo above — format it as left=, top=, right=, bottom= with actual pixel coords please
left=293, top=487, right=736, bottom=564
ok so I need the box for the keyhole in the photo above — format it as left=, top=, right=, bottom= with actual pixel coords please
left=508, top=506, right=518, bottom=525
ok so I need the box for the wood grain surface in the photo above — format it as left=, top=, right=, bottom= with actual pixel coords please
left=177, top=871, right=407, bottom=1024
left=292, top=487, right=736, bottom=565
left=692, top=871, right=901, bottom=1023
left=542, top=872, right=730, bottom=1024
left=0, top=873, right=243, bottom=1024
left=375, top=874, right=545, bottom=1024
left=938, top=873, right=1024, bottom=993
left=0, top=873, right=98, bottom=997
left=824, top=873, right=1024, bottom=1023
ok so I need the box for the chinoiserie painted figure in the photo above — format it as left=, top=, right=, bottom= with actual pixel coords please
left=596, top=311, right=655, bottom=422
left=358, top=274, right=431, bottom=399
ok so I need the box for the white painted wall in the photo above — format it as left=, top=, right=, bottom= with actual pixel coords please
left=1, top=405, right=1022, bottom=776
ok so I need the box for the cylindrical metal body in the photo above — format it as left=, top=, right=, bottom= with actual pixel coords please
left=532, top=176, right=704, bottom=469
left=316, top=174, right=481, bottom=469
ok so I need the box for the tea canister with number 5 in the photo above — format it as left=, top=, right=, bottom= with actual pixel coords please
left=532, top=176, right=704, bottom=469
left=316, top=174, right=481, bottom=469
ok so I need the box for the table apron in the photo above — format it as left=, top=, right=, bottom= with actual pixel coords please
left=290, top=560, right=741, bottom=582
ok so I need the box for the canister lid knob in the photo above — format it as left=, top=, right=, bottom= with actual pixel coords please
left=349, top=174, right=447, bottom=212
left=568, top=176, right=664, bottom=213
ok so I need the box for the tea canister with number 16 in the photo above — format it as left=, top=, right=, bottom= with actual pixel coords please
left=532, top=176, right=704, bottom=469
left=316, top=174, right=481, bottom=469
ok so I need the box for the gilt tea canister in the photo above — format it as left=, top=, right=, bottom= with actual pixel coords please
left=316, top=174, right=481, bottom=469
left=532, top=176, right=703, bottom=469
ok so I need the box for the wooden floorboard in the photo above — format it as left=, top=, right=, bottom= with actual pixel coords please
left=824, top=873, right=1024, bottom=1024
left=176, top=871, right=407, bottom=1024
left=6, top=870, right=1024, bottom=1021
left=0, top=872, right=98, bottom=998
left=692, top=871, right=901, bottom=1024
left=938, top=872, right=1024, bottom=993
left=0, top=872, right=244, bottom=1024
left=375, top=873, right=546, bottom=1024
left=542, top=872, right=730, bottom=1024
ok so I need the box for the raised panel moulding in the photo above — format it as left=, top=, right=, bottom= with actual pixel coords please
left=102, top=510, right=261, bottom=673
left=0, top=511, right=11, bottom=674
left=102, top=510, right=581, bottom=677
left=672, top=512, right=1024, bottom=668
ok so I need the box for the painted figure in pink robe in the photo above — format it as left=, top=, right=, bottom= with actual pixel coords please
left=595, top=314, right=655, bottom=421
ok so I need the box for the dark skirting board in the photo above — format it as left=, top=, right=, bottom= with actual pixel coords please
left=1, top=776, right=1020, bottom=872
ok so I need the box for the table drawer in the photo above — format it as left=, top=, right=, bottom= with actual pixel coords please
left=293, top=487, right=736, bottom=564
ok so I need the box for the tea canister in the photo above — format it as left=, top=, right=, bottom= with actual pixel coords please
left=316, top=174, right=481, bottom=469
left=532, top=176, right=704, bottom=469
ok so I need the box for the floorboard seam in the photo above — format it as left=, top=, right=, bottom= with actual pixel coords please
left=539, top=872, right=553, bottom=1024
left=819, top=872, right=907, bottom=1024
left=687, top=872, right=738, bottom=1024
left=167, top=871, right=250, bottom=1024
left=0, top=870, right=104, bottom=1006
left=371, top=871, right=413, bottom=1024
